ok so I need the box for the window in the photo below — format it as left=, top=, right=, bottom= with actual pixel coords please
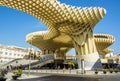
left=1, top=60, right=3, bottom=63
left=9, top=53, right=12, bottom=55
left=0, top=51, right=3, bottom=54
left=5, top=52, right=8, bottom=55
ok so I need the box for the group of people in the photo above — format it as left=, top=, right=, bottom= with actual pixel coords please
left=6, top=64, right=23, bottom=72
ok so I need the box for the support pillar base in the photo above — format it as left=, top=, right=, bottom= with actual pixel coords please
left=77, top=52, right=102, bottom=70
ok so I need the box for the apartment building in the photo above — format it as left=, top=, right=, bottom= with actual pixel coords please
left=0, top=44, right=41, bottom=65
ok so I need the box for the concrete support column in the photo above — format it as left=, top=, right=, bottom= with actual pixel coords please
left=55, top=48, right=68, bottom=60
left=71, top=27, right=102, bottom=70
left=76, top=53, right=102, bottom=70
left=59, top=24, right=102, bottom=70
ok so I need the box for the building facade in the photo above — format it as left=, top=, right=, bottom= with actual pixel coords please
left=0, top=44, right=40, bottom=65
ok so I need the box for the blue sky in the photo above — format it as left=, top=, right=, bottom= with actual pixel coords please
left=0, top=0, right=120, bottom=55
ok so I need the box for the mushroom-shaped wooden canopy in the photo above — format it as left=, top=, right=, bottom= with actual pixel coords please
left=0, top=0, right=107, bottom=70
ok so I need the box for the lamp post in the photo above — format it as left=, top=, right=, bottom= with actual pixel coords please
left=28, top=37, right=33, bottom=76
left=28, top=48, right=31, bottom=76
left=81, top=59, right=85, bottom=74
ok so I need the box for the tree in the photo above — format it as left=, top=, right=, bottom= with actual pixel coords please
left=67, top=61, right=75, bottom=69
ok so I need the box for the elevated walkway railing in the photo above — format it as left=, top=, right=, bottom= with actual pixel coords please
left=1, top=54, right=54, bottom=69
left=24, top=54, right=54, bottom=68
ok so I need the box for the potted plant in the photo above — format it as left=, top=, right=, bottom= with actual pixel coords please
left=0, top=69, right=8, bottom=81
left=103, top=69, right=107, bottom=74
left=94, top=68, right=98, bottom=74
left=109, top=68, right=114, bottom=73
left=12, top=67, right=23, bottom=80
left=114, top=68, right=118, bottom=73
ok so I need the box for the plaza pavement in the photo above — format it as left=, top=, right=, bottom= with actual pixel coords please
left=5, top=70, right=120, bottom=81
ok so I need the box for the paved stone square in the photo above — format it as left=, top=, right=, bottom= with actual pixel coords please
left=4, top=71, right=120, bottom=81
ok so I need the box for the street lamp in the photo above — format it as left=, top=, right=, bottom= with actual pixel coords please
left=28, top=37, right=33, bottom=76
left=81, top=58, right=85, bottom=74
left=28, top=48, right=31, bottom=76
